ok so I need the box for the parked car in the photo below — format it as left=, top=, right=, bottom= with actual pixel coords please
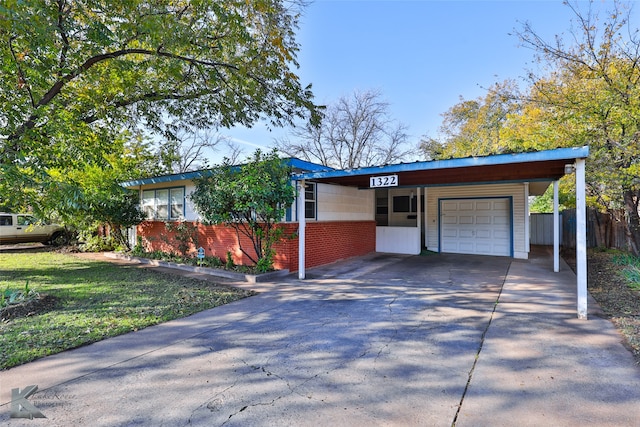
left=0, top=213, right=67, bottom=245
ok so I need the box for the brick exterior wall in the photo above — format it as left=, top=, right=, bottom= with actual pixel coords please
left=136, top=220, right=376, bottom=272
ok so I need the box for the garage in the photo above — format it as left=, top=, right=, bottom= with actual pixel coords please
left=439, top=197, right=512, bottom=256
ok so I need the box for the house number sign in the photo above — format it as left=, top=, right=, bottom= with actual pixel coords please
left=370, top=174, right=398, bottom=188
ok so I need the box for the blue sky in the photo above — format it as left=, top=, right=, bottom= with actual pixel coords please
left=219, top=0, right=629, bottom=161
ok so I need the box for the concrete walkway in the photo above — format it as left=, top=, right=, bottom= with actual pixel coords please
left=1, top=251, right=639, bottom=426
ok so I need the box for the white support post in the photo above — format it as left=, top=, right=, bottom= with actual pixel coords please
left=576, top=159, right=587, bottom=319
left=524, top=182, right=530, bottom=255
left=298, top=180, right=306, bottom=280
left=423, top=188, right=428, bottom=249
left=553, top=180, right=560, bottom=273
left=416, top=187, right=422, bottom=254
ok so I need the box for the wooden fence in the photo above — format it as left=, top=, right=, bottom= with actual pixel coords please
left=531, top=209, right=631, bottom=251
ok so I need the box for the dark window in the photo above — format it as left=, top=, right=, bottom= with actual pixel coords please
left=393, top=195, right=423, bottom=213
left=304, top=182, right=316, bottom=219
left=393, top=196, right=411, bottom=212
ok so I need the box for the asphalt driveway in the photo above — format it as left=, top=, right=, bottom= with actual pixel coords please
left=1, top=251, right=640, bottom=426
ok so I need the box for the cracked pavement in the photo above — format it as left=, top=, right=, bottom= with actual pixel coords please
left=2, top=251, right=640, bottom=426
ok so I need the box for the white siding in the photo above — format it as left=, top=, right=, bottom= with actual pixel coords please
left=425, top=183, right=528, bottom=259
left=316, top=183, right=374, bottom=221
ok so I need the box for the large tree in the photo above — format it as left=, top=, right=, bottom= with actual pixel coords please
left=421, top=1, right=640, bottom=254
left=0, top=0, right=317, bottom=213
left=516, top=0, right=640, bottom=254
left=276, top=89, right=410, bottom=169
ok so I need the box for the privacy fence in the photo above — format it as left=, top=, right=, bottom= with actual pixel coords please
left=530, top=209, right=632, bottom=251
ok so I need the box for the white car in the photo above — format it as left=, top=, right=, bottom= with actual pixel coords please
left=0, top=213, right=66, bottom=245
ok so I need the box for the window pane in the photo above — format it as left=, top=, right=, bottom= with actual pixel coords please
left=156, top=189, right=169, bottom=219
left=170, top=188, right=184, bottom=219
left=142, top=190, right=155, bottom=219
left=304, top=182, right=315, bottom=219
left=0, top=215, right=12, bottom=226
left=305, top=201, right=315, bottom=219
left=305, top=183, right=315, bottom=200
left=393, top=196, right=410, bottom=212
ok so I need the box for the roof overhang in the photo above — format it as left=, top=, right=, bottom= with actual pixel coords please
left=293, top=146, right=589, bottom=195
left=121, top=157, right=332, bottom=188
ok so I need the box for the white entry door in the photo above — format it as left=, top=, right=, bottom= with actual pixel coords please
left=439, top=198, right=511, bottom=256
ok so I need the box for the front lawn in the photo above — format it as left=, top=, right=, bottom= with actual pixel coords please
left=0, top=251, right=254, bottom=370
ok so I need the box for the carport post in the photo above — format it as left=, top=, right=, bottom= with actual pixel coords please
left=576, top=159, right=587, bottom=319
left=553, top=180, right=560, bottom=273
left=298, top=179, right=306, bottom=280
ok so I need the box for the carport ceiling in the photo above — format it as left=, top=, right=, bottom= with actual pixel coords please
left=295, top=147, right=589, bottom=190
left=312, top=159, right=569, bottom=188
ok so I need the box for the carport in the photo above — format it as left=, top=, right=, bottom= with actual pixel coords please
left=294, top=146, right=590, bottom=319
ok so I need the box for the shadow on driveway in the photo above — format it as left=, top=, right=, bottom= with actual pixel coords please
left=1, top=252, right=639, bottom=426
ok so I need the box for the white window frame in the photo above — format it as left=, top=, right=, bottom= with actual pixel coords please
left=304, top=182, right=316, bottom=220
left=141, top=187, right=185, bottom=220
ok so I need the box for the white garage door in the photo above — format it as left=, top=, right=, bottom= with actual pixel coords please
left=440, top=198, right=511, bottom=256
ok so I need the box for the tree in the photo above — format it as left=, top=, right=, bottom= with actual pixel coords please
left=276, top=89, right=411, bottom=169
left=190, top=149, right=295, bottom=272
left=0, top=0, right=317, bottom=215
left=421, top=1, right=640, bottom=254
left=157, top=130, right=229, bottom=174
left=515, top=0, right=640, bottom=254
left=419, top=80, right=522, bottom=160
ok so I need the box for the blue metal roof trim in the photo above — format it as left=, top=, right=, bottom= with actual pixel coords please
left=293, top=146, right=590, bottom=181
left=286, top=158, right=334, bottom=172
left=121, top=170, right=212, bottom=187
left=121, top=157, right=330, bottom=188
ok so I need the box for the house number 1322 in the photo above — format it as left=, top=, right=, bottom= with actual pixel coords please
left=369, top=175, right=398, bottom=188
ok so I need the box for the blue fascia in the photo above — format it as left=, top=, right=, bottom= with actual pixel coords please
left=120, top=157, right=331, bottom=188
left=292, top=146, right=590, bottom=181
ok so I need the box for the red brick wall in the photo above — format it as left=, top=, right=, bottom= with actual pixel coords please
left=137, top=220, right=376, bottom=272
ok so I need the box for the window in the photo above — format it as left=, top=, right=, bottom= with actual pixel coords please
left=141, top=187, right=185, bottom=220
left=393, top=196, right=411, bottom=213
left=304, top=182, right=316, bottom=219
left=392, top=195, right=423, bottom=213
left=0, top=215, right=12, bottom=226
left=17, top=215, right=37, bottom=226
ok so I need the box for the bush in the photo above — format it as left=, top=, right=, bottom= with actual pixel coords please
left=612, top=252, right=640, bottom=290
left=1, top=281, right=39, bottom=309
left=79, top=233, right=123, bottom=252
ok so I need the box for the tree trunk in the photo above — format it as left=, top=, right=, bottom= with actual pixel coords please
left=623, top=189, right=640, bottom=256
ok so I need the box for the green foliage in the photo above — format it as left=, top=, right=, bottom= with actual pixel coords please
left=0, top=0, right=317, bottom=237
left=1, top=281, right=39, bottom=309
left=79, top=233, right=122, bottom=253
left=419, top=80, right=522, bottom=160
left=191, top=149, right=295, bottom=270
left=529, top=178, right=576, bottom=213
left=226, top=251, right=236, bottom=270
left=613, top=253, right=640, bottom=290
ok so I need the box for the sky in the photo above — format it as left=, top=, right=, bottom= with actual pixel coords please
left=217, top=0, right=631, bottom=162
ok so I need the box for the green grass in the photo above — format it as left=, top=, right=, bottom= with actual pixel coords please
left=612, top=252, right=640, bottom=290
left=0, top=252, right=254, bottom=370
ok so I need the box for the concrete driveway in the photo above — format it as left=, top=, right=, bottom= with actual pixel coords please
left=1, top=251, right=640, bottom=426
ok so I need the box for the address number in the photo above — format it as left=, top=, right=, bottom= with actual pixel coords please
left=370, top=175, right=398, bottom=188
